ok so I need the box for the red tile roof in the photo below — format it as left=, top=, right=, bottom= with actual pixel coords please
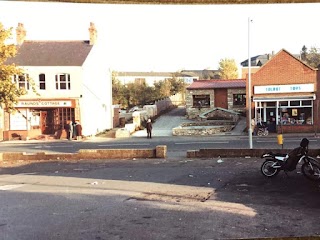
left=187, top=79, right=246, bottom=89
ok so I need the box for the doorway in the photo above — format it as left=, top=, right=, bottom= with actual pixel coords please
left=40, top=109, right=54, bottom=134
left=214, top=89, right=228, bottom=109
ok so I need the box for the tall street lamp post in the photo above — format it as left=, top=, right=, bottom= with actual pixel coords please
left=248, top=17, right=253, bottom=149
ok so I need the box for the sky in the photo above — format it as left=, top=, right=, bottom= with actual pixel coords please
left=0, top=1, right=319, bottom=72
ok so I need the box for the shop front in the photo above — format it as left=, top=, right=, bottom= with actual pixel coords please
left=252, top=83, right=316, bottom=133
left=3, top=99, right=78, bottom=140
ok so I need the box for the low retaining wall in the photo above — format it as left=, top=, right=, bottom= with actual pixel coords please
left=172, top=120, right=236, bottom=136
left=187, top=148, right=320, bottom=158
left=0, top=145, right=167, bottom=161
left=173, top=125, right=234, bottom=136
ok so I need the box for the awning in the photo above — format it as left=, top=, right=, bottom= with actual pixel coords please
left=253, top=94, right=316, bottom=102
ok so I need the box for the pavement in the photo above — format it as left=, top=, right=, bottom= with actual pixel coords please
left=2, top=106, right=320, bottom=144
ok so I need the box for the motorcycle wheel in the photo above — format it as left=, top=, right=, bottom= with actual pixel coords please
left=261, top=160, right=279, bottom=177
left=257, top=131, right=263, bottom=136
left=263, top=130, right=269, bottom=136
left=301, top=162, right=320, bottom=181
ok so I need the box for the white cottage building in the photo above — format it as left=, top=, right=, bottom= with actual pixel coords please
left=4, top=22, right=112, bottom=140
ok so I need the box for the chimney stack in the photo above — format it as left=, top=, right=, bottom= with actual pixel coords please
left=89, top=22, right=97, bottom=45
left=16, top=23, right=26, bottom=46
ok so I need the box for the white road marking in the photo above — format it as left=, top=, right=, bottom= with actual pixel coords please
left=175, top=141, right=229, bottom=145
left=98, top=144, right=150, bottom=147
left=34, top=145, right=72, bottom=149
left=0, top=184, right=25, bottom=191
left=257, top=139, right=317, bottom=143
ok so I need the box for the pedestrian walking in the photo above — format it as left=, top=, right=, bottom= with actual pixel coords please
left=146, top=118, right=153, bottom=139
left=75, top=121, right=82, bottom=140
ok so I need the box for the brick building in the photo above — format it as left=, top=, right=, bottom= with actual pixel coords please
left=247, top=49, right=320, bottom=133
left=186, top=79, right=246, bottom=119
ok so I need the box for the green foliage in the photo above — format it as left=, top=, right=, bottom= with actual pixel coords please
left=218, top=58, right=238, bottom=79
left=0, top=23, right=25, bottom=112
left=112, top=72, right=129, bottom=107
left=112, top=71, right=186, bottom=109
left=169, top=72, right=187, bottom=94
left=301, top=45, right=320, bottom=69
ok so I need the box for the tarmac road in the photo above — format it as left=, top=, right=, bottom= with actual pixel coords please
left=0, top=157, right=320, bottom=240
left=1, top=107, right=320, bottom=239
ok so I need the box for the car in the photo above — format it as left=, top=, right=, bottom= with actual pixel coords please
left=128, top=106, right=140, bottom=112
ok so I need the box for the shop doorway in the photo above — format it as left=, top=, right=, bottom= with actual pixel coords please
left=40, top=109, right=54, bottom=134
left=39, top=108, right=75, bottom=135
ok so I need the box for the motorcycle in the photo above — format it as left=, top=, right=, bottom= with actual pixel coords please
left=260, top=138, right=320, bottom=181
left=257, top=122, right=269, bottom=136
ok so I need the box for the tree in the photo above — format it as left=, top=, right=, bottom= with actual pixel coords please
left=112, top=71, right=129, bottom=107
left=300, top=45, right=308, bottom=62
left=0, top=23, right=30, bottom=112
left=169, top=73, right=187, bottom=95
left=218, top=58, right=238, bottom=79
left=112, top=71, right=186, bottom=108
left=301, top=45, right=320, bottom=68
left=306, top=46, right=320, bottom=68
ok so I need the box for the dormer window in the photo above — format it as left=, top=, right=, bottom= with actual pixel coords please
left=13, top=74, right=30, bottom=90
left=55, top=73, right=71, bottom=90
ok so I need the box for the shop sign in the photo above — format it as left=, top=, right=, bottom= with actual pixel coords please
left=254, top=83, right=314, bottom=94
left=16, top=100, right=72, bottom=108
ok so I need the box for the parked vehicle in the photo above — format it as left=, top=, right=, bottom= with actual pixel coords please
left=260, top=138, right=320, bottom=181
left=128, top=106, right=140, bottom=112
left=257, top=122, right=268, bottom=136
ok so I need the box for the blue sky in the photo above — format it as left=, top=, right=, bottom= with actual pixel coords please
left=0, top=1, right=319, bottom=72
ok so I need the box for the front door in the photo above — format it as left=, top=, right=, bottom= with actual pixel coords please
left=40, top=110, right=55, bottom=134
left=214, top=89, right=228, bottom=109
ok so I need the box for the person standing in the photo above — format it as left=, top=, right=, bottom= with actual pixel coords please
left=146, top=118, right=153, bottom=139
left=75, top=121, right=82, bottom=140
left=67, top=120, right=73, bottom=140
left=72, top=121, right=77, bottom=139
left=251, top=118, right=257, bottom=136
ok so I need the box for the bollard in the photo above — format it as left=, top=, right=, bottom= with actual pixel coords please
left=277, top=134, right=283, bottom=145
left=277, top=134, right=283, bottom=149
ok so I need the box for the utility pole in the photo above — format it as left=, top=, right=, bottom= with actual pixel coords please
left=248, top=17, right=253, bottom=149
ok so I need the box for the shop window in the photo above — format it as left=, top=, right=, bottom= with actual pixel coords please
left=290, top=100, right=300, bottom=106
left=266, top=102, right=276, bottom=107
left=39, top=74, right=46, bottom=90
left=233, top=94, right=246, bottom=106
left=279, top=101, right=288, bottom=106
left=193, top=95, right=210, bottom=108
left=302, top=100, right=312, bottom=106
left=30, top=110, right=40, bottom=129
left=55, top=108, right=75, bottom=131
left=280, top=107, right=312, bottom=125
left=55, top=73, right=71, bottom=90
left=10, top=110, right=27, bottom=130
left=13, top=74, right=30, bottom=90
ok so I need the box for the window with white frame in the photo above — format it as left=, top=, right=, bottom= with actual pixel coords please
left=39, top=74, right=46, bottom=90
left=278, top=100, right=313, bottom=125
left=55, top=74, right=71, bottom=90
left=13, top=74, right=30, bottom=90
